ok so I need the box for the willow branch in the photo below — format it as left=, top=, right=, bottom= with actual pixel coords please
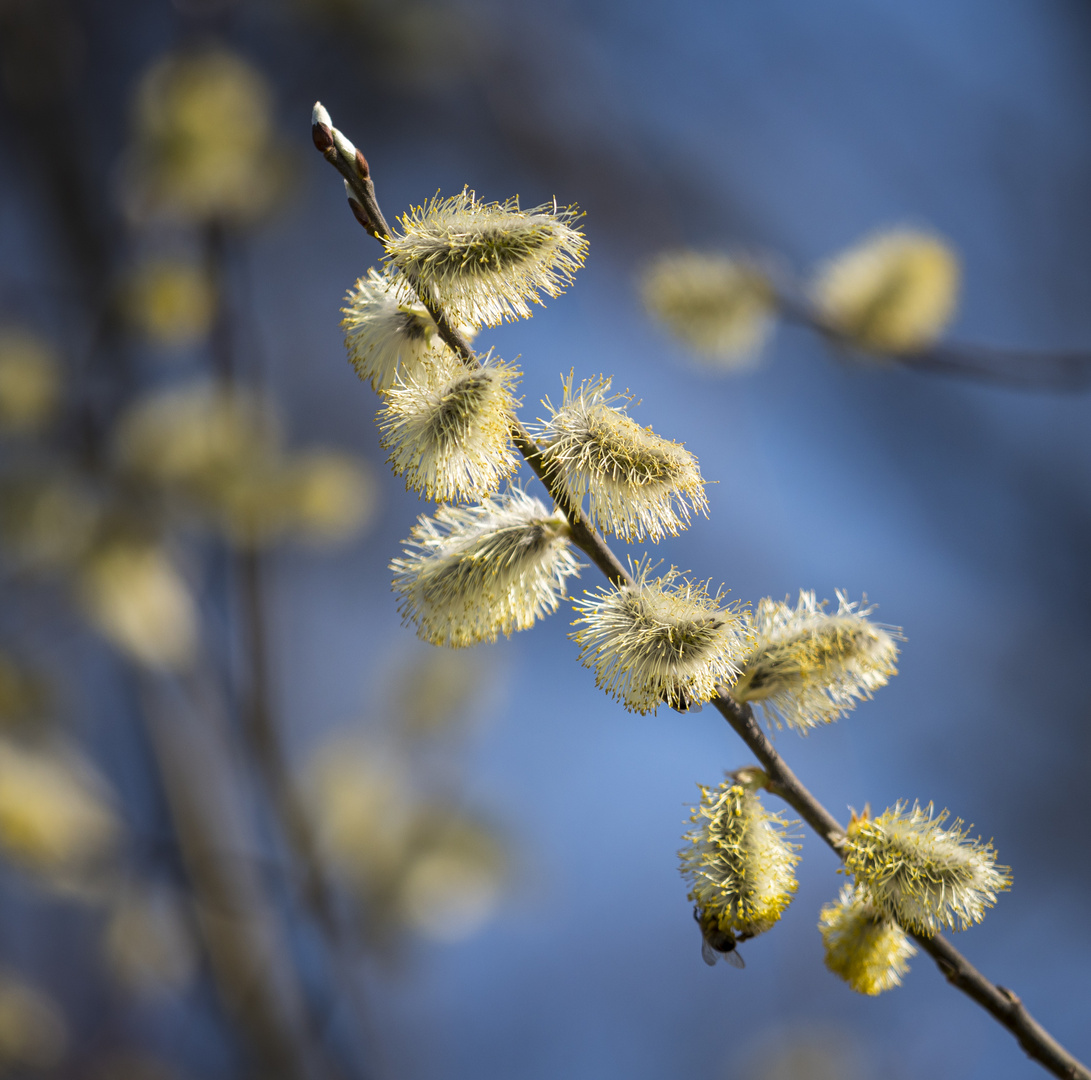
left=773, top=289, right=1091, bottom=391
left=313, top=108, right=1089, bottom=1080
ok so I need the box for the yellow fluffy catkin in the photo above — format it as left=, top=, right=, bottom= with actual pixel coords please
left=680, top=776, right=799, bottom=939
left=571, top=562, right=752, bottom=714
left=819, top=884, right=916, bottom=995
left=812, top=229, right=959, bottom=353
left=341, top=268, right=445, bottom=393
left=843, top=802, right=1011, bottom=935
left=379, top=350, right=520, bottom=504
left=384, top=190, right=587, bottom=327
left=732, top=591, right=899, bottom=731
left=532, top=374, right=707, bottom=543
left=641, top=251, right=775, bottom=367
left=390, top=487, right=582, bottom=648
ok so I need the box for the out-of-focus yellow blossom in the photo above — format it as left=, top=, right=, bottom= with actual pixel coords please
left=0, top=737, right=118, bottom=885
left=126, top=48, right=284, bottom=223
left=396, top=650, right=483, bottom=738
left=114, top=383, right=372, bottom=548
left=0, top=329, right=60, bottom=434
left=812, top=229, right=960, bottom=353
left=0, top=972, right=67, bottom=1070
left=114, top=381, right=277, bottom=491
left=305, top=738, right=417, bottom=895
left=104, top=887, right=197, bottom=994
left=398, top=812, right=505, bottom=943
left=819, top=884, right=916, bottom=995
left=78, top=541, right=198, bottom=670
left=283, top=451, right=377, bottom=544
left=122, top=259, right=216, bottom=347
left=304, top=737, right=506, bottom=942
left=0, top=474, right=100, bottom=572
left=641, top=251, right=775, bottom=367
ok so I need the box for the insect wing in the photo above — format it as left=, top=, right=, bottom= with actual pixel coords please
left=701, top=939, right=719, bottom=967
left=722, top=946, right=746, bottom=970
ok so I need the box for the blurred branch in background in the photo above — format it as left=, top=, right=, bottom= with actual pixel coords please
left=641, top=235, right=1091, bottom=390
left=0, top=2, right=515, bottom=1074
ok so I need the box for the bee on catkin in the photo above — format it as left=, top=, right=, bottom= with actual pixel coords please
left=680, top=775, right=800, bottom=947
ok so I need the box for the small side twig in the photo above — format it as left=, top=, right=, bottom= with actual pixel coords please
left=773, top=289, right=1091, bottom=391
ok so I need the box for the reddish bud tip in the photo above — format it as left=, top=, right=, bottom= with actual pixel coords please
left=348, top=197, right=372, bottom=231
left=312, top=122, right=335, bottom=154
left=355, top=149, right=370, bottom=180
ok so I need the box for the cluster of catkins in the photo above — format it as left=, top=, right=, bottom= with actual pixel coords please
left=332, top=110, right=1010, bottom=997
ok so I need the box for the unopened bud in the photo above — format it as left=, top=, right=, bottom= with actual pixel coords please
left=355, top=148, right=370, bottom=180
left=333, top=129, right=357, bottom=163
left=344, top=181, right=372, bottom=230
left=311, top=102, right=335, bottom=153
left=348, top=198, right=372, bottom=232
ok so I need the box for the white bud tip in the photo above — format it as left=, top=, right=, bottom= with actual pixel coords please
left=344, top=179, right=362, bottom=205
left=312, top=102, right=333, bottom=129
left=333, top=129, right=357, bottom=161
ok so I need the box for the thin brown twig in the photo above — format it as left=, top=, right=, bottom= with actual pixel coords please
left=313, top=108, right=1090, bottom=1080
left=773, top=290, right=1091, bottom=392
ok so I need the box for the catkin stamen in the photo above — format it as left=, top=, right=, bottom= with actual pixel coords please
left=533, top=374, right=708, bottom=543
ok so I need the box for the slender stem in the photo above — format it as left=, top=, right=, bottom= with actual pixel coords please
left=773, top=288, right=1091, bottom=391
left=313, top=113, right=1090, bottom=1080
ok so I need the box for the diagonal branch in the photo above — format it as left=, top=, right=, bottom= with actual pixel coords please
left=772, top=288, right=1091, bottom=391
left=312, top=105, right=1090, bottom=1080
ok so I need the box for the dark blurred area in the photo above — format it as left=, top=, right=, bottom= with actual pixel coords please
left=1, top=1, right=1090, bottom=1078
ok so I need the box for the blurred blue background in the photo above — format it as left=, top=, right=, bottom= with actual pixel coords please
left=2, top=1, right=1090, bottom=1077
